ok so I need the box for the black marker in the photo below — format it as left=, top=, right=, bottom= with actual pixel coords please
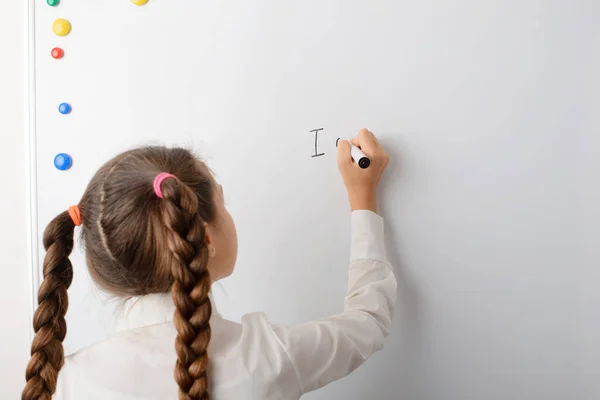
left=336, top=138, right=371, bottom=169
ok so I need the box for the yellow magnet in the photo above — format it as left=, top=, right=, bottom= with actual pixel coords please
left=131, top=0, right=149, bottom=5
left=52, top=19, right=71, bottom=37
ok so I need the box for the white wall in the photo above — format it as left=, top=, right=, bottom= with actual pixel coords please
left=0, top=1, right=31, bottom=397
left=5, top=2, right=600, bottom=399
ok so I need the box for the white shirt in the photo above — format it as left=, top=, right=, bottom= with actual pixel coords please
left=56, top=210, right=397, bottom=399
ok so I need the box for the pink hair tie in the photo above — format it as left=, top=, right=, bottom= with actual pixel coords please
left=153, top=172, right=177, bottom=199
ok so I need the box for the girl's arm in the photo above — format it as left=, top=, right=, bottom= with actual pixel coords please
left=270, top=208, right=396, bottom=394
left=234, top=129, right=393, bottom=396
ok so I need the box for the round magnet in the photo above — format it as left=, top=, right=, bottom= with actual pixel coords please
left=58, top=103, right=72, bottom=114
left=52, top=19, right=71, bottom=37
left=51, top=47, right=64, bottom=59
left=54, top=153, right=73, bottom=171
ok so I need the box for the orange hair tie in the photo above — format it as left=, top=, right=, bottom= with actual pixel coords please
left=68, top=205, right=81, bottom=227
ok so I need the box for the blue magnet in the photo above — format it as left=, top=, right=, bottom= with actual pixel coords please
left=58, top=102, right=72, bottom=114
left=54, top=153, right=73, bottom=171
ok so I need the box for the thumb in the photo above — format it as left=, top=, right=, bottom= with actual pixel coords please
left=337, top=139, right=352, bottom=167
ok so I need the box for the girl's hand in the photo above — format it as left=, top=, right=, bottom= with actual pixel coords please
left=337, top=129, right=390, bottom=213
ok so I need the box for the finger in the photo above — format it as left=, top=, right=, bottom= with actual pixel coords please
left=349, top=137, right=360, bottom=147
left=370, top=130, right=380, bottom=146
left=337, top=139, right=352, bottom=166
left=366, top=130, right=383, bottom=153
left=356, top=128, right=378, bottom=154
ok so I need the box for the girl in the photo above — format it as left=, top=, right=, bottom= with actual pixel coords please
left=22, top=128, right=396, bottom=400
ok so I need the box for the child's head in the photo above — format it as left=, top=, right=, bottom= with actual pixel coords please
left=23, top=146, right=237, bottom=400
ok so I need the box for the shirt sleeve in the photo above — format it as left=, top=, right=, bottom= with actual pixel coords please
left=269, top=210, right=397, bottom=394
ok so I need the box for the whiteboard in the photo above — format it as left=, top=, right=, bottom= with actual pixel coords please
left=29, top=1, right=599, bottom=399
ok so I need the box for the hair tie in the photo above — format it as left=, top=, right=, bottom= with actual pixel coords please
left=68, top=205, right=81, bottom=227
left=153, top=172, right=177, bottom=199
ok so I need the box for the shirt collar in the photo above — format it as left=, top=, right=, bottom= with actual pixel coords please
left=114, top=292, right=220, bottom=332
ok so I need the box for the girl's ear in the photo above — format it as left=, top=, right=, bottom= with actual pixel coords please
left=204, top=221, right=217, bottom=258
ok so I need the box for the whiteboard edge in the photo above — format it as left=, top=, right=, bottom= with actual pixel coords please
left=25, top=0, right=39, bottom=342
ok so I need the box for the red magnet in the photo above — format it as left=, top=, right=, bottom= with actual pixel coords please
left=51, top=47, right=64, bottom=59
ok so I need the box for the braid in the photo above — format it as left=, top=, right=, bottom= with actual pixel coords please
left=160, top=178, right=212, bottom=400
left=23, top=212, right=75, bottom=400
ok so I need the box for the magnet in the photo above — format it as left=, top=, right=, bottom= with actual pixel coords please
left=51, top=47, right=64, bottom=59
left=52, top=19, right=71, bottom=37
left=54, top=153, right=73, bottom=171
left=58, top=103, right=72, bottom=114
